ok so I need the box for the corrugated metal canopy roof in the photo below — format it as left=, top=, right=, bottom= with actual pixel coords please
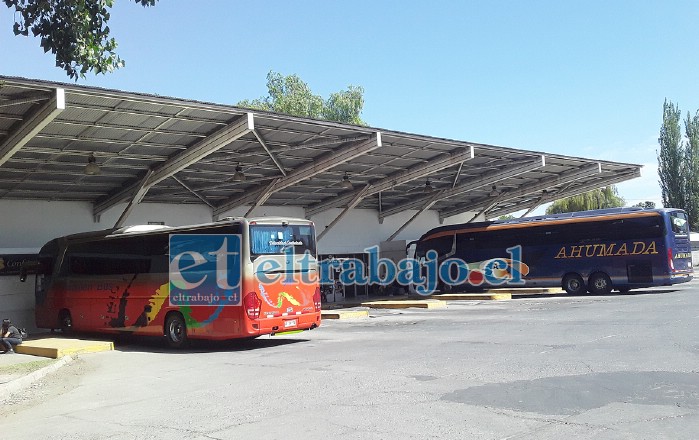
left=0, top=75, right=641, bottom=222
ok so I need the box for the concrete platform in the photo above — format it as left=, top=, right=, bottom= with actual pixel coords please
left=431, top=293, right=512, bottom=301
left=14, top=338, right=114, bottom=359
left=321, top=309, right=370, bottom=319
left=360, top=299, right=447, bottom=309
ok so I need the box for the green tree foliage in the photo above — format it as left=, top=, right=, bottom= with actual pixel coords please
left=238, top=71, right=366, bottom=125
left=545, top=186, right=625, bottom=214
left=657, top=99, right=699, bottom=229
left=632, top=201, right=656, bottom=209
left=4, top=0, right=158, bottom=80
left=684, top=110, right=699, bottom=229
left=658, top=100, right=686, bottom=210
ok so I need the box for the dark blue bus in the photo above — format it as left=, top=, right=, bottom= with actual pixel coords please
left=412, top=208, right=693, bottom=294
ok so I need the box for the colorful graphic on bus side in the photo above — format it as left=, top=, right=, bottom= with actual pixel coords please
left=169, top=234, right=242, bottom=306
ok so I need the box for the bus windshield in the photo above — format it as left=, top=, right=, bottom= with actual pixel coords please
left=249, top=224, right=316, bottom=257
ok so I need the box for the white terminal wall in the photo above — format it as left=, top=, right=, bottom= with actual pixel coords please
left=0, top=199, right=479, bottom=331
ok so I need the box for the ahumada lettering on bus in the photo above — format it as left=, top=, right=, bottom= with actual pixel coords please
left=554, top=241, right=659, bottom=259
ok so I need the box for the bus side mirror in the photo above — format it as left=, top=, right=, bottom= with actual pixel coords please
left=19, top=260, right=36, bottom=283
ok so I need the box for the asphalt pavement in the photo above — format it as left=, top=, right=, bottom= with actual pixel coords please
left=0, top=282, right=686, bottom=399
left=2, top=278, right=699, bottom=440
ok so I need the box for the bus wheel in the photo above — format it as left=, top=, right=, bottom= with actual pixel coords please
left=562, top=273, right=586, bottom=295
left=59, top=310, right=73, bottom=335
left=588, top=272, right=612, bottom=295
left=439, top=282, right=453, bottom=294
left=165, top=313, right=188, bottom=349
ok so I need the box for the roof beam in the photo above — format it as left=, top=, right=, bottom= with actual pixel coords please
left=452, top=161, right=465, bottom=188
left=252, top=128, right=287, bottom=176
left=386, top=191, right=443, bottom=241
left=244, top=178, right=282, bottom=217
left=487, top=168, right=642, bottom=218
left=519, top=196, right=546, bottom=218
left=305, top=146, right=475, bottom=217
left=141, top=112, right=254, bottom=188
left=172, top=176, right=214, bottom=208
left=113, top=169, right=154, bottom=228
left=547, top=168, right=641, bottom=201
left=475, top=189, right=512, bottom=220
left=439, top=162, right=603, bottom=219
left=0, top=88, right=65, bottom=167
left=93, top=113, right=254, bottom=216
left=214, top=132, right=382, bottom=217
left=379, top=155, right=545, bottom=220
left=0, top=94, right=50, bottom=108
left=317, top=184, right=372, bottom=241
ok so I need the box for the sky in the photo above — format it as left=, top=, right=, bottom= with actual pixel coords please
left=2, top=1, right=699, bottom=213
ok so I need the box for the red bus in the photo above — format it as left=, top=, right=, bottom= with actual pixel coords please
left=26, top=217, right=321, bottom=347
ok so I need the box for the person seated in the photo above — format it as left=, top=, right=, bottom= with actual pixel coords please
left=1, top=318, right=22, bottom=354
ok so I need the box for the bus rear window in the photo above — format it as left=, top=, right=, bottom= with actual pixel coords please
left=250, top=224, right=316, bottom=256
left=670, top=211, right=689, bottom=235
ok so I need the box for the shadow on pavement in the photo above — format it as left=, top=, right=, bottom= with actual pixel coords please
left=111, top=334, right=310, bottom=354
left=513, top=287, right=681, bottom=299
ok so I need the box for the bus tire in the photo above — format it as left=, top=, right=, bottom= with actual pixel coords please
left=588, top=272, right=613, bottom=295
left=59, top=310, right=73, bottom=335
left=165, top=313, right=188, bottom=349
left=562, top=273, right=586, bottom=295
left=439, top=282, right=454, bottom=294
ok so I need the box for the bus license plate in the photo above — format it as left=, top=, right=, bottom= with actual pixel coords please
left=284, top=319, right=297, bottom=328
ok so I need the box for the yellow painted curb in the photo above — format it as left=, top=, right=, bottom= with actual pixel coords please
left=321, top=310, right=370, bottom=319
left=15, top=338, right=114, bottom=359
left=361, top=300, right=447, bottom=309
left=487, top=287, right=564, bottom=294
left=432, top=293, right=512, bottom=301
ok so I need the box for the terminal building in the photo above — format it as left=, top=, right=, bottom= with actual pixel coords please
left=0, top=76, right=642, bottom=330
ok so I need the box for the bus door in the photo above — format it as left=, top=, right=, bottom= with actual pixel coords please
left=414, top=233, right=456, bottom=292
left=668, top=211, right=693, bottom=278
left=34, top=253, right=57, bottom=327
left=31, top=240, right=61, bottom=328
